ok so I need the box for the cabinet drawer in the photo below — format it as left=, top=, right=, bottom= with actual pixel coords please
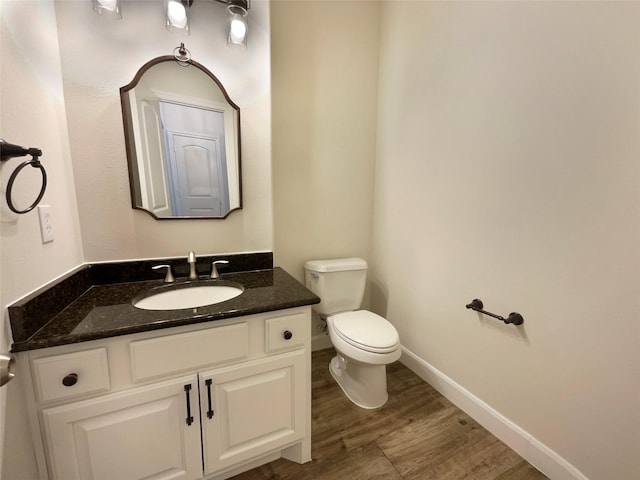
left=32, top=348, right=110, bottom=403
left=130, top=322, right=249, bottom=381
left=265, top=312, right=305, bottom=353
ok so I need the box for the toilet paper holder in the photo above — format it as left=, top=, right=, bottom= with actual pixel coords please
left=465, top=299, right=524, bottom=325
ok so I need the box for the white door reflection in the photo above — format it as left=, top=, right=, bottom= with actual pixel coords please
left=160, top=102, right=229, bottom=216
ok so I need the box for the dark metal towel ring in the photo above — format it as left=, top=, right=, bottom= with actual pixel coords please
left=1, top=140, right=47, bottom=214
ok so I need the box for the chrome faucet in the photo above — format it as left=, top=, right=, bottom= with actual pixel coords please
left=210, top=260, right=229, bottom=279
left=152, top=264, right=175, bottom=283
left=187, top=251, right=198, bottom=280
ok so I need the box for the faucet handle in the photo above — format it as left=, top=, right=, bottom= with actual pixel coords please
left=210, top=260, right=229, bottom=279
left=152, top=264, right=175, bottom=283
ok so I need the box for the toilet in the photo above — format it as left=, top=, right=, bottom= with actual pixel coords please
left=304, top=258, right=401, bottom=409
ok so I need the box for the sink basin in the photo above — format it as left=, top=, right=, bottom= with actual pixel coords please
left=133, top=284, right=244, bottom=310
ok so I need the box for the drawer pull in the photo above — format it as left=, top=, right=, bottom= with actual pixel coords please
left=184, top=384, right=194, bottom=426
left=205, top=379, right=214, bottom=419
left=283, top=330, right=293, bottom=340
left=62, top=373, right=78, bottom=387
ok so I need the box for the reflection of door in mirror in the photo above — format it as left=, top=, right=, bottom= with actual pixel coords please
left=127, top=93, right=170, bottom=217
left=160, top=102, right=230, bottom=216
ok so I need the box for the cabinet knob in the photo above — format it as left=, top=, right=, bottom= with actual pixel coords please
left=62, top=373, right=78, bottom=387
left=283, top=330, right=293, bottom=340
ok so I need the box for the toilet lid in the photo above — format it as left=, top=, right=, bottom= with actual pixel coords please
left=332, top=310, right=400, bottom=353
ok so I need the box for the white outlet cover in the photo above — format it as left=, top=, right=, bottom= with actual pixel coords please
left=37, top=205, right=54, bottom=243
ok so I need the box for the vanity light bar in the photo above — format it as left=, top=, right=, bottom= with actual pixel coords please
left=91, top=0, right=250, bottom=47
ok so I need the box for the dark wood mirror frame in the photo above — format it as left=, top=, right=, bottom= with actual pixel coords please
left=120, top=55, right=242, bottom=220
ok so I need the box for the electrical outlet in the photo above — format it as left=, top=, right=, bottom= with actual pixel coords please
left=37, top=205, right=54, bottom=243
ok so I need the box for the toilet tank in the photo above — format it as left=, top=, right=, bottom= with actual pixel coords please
left=304, top=258, right=368, bottom=316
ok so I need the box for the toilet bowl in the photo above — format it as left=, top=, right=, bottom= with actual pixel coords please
left=327, top=311, right=401, bottom=409
left=304, top=258, right=401, bottom=409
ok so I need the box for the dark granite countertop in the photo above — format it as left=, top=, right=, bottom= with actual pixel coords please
left=9, top=254, right=320, bottom=352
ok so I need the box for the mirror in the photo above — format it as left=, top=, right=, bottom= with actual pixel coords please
left=120, top=54, right=241, bottom=219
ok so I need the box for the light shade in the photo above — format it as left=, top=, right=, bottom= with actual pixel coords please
left=92, top=0, right=122, bottom=17
left=165, top=0, right=191, bottom=36
left=227, top=4, right=248, bottom=48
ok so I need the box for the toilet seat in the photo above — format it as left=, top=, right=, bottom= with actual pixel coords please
left=330, top=310, right=399, bottom=354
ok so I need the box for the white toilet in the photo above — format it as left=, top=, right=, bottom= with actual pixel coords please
left=304, top=258, right=401, bottom=409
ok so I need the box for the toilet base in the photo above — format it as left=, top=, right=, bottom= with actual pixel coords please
left=329, top=355, right=389, bottom=409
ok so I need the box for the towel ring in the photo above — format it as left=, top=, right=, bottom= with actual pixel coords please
left=6, top=156, right=47, bottom=214
left=1, top=140, right=47, bottom=214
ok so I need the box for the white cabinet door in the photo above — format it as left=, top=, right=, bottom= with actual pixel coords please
left=200, top=350, right=306, bottom=476
left=42, top=374, right=202, bottom=480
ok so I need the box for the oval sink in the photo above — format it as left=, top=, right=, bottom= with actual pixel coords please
left=133, top=285, right=243, bottom=310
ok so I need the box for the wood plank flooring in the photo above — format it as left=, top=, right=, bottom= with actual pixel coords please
left=230, top=348, right=548, bottom=480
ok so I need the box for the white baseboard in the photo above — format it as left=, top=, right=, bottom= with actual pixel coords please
left=400, top=346, right=589, bottom=480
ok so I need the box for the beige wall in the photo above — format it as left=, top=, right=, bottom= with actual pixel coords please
left=0, top=1, right=84, bottom=323
left=372, top=2, right=639, bottom=479
left=271, top=0, right=380, bottom=282
left=0, top=1, right=84, bottom=477
left=55, top=0, right=273, bottom=261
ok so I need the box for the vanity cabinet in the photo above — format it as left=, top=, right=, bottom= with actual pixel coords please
left=21, top=307, right=311, bottom=480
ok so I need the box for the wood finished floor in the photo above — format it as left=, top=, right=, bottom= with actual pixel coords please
left=231, top=348, right=548, bottom=480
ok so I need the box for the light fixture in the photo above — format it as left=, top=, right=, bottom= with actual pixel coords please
left=165, top=0, right=192, bottom=36
left=226, top=0, right=248, bottom=48
left=92, top=0, right=121, bottom=17
left=91, top=0, right=250, bottom=48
